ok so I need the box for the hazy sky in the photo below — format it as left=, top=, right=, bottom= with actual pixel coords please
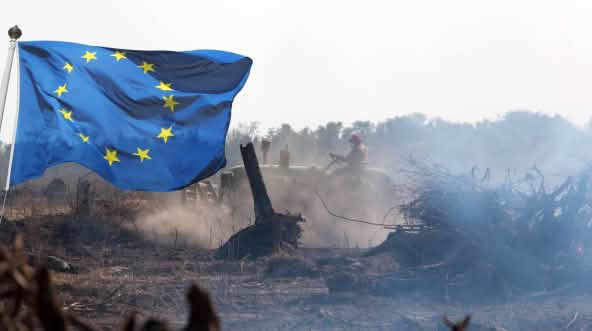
left=1, top=0, right=591, bottom=141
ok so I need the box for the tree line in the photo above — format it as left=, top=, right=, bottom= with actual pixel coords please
left=226, top=111, right=592, bottom=181
left=1, top=111, right=591, bottom=189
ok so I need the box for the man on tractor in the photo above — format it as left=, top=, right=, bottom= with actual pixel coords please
left=328, top=133, right=368, bottom=175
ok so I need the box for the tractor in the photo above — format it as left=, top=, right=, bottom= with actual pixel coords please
left=213, top=141, right=396, bottom=222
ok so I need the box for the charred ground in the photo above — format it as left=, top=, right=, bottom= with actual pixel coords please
left=0, top=213, right=591, bottom=330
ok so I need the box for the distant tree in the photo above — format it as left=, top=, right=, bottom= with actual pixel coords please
left=225, top=122, right=261, bottom=166
left=342, top=121, right=375, bottom=141
left=315, top=121, right=343, bottom=157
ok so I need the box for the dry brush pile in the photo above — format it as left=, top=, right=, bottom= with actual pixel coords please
left=355, top=160, right=592, bottom=300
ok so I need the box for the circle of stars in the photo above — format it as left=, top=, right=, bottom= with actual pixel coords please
left=51, top=48, right=186, bottom=167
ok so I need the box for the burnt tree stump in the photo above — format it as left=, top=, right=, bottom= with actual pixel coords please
left=215, top=143, right=304, bottom=260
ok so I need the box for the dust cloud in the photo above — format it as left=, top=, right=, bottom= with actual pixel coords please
left=133, top=198, right=249, bottom=249
left=132, top=176, right=399, bottom=249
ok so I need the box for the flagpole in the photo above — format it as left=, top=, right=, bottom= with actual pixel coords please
left=4, top=26, right=22, bottom=192
left=0, top=26, right=21, bottom=222
left=0, top=26, right=21, bottom=132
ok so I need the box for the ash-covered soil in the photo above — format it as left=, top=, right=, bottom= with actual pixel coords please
left=3, top=215, right=592, bottom=331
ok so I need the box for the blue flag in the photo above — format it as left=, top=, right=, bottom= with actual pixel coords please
left=11, top=41, right=251, bottom=191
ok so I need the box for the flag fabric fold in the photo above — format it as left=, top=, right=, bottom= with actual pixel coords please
left=11, top=41, right=251, bottom=191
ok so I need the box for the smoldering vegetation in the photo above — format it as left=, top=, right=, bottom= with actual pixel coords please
left=355, top=159, right=592, bottom=301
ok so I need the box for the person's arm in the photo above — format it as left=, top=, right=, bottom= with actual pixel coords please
left=329, top=152, right=346, bottom=162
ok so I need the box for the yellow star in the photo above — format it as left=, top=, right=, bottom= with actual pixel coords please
left=82, top=51, right=97, bottom=63
left=133, top=147, right=152, bottom=162
left=111, top=50, right=127, bottom=61
left=162, top=95, right=179, bottom=112
left=63, top=62, right=74, bottom=73
left=103, top=148, right=120, bottom=166
left=79, top=133, right=89, bottom=143
left=54, top=84, right=68, bottom=97
left=156, top=126, right=174, bottom=143
left=58, top=109, right=74, bottom=122
left=155, top=81, right=173, bottom=91
left=138, top=62, right=155, bottom=73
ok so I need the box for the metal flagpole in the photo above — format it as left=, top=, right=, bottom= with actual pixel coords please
left=0, top=26, right=22, bottom=131
left=0, top=26, right=22, bottom=223
left=4, top=26, right=22, bottom=192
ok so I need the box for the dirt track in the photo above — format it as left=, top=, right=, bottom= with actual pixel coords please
left=4, top=215, right=592, bottom=331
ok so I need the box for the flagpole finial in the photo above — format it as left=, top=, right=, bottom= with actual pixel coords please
left=8, top=26, right=22, bottom=41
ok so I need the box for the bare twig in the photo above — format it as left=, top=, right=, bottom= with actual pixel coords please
left=382, top=204, right=399, bottom=223
left=564, top=312, right=579, bottom=330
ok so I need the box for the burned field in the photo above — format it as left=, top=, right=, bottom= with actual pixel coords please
left=1, top=149, right=592, bottom=330
left=1, top=215, right=591, bottom=331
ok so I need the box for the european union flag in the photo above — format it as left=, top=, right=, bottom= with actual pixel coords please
left=11, top=41, right=251, bottom=191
